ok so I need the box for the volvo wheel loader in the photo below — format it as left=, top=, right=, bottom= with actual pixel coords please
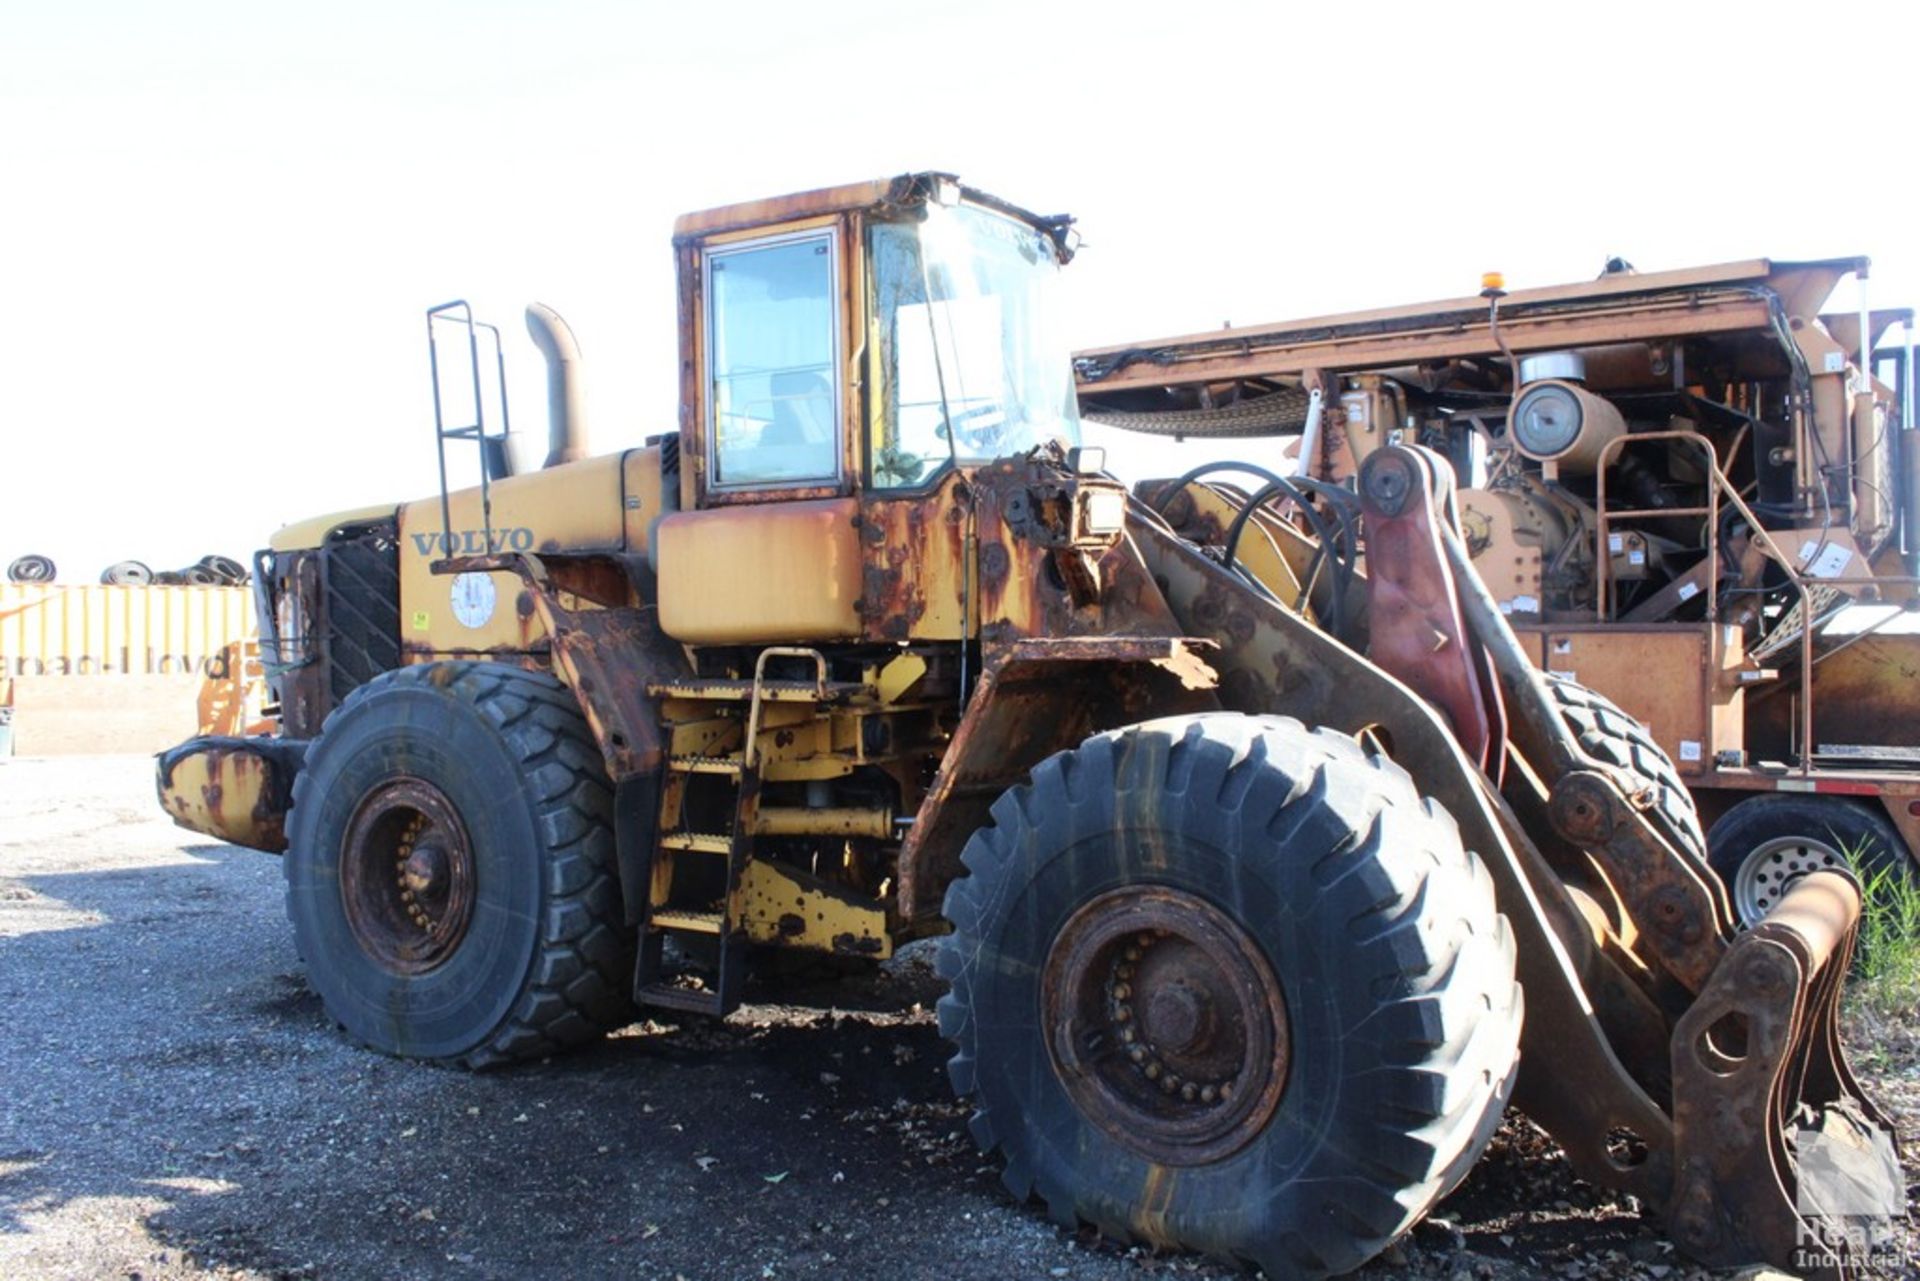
left=159, top=173, right=1902, bottom=1278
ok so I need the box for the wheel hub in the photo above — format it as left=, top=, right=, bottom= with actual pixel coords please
left=402, top=842, right=450, bottom=896
left=1734, top=834, right=1848, bottom=925
left=1043, top=886, right=1289, bottom=1166
left=340, top=778, right=476, bottom=975
left=1144, top=982, right=1208, bottom=1053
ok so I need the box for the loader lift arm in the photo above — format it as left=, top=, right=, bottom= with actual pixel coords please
left=1146, top=441, right=1902, bottom=1276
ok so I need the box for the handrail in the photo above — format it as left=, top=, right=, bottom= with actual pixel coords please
left=425, top=301, right=512, bottom=562
left=744, top=647, right=829, bottom=768
left=1590, top=427, right=1920, bottom=775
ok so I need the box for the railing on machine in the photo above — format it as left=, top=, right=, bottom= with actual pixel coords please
left=1592, top=427, right=1920, bottom=776
left=425, top=301, right=512, bottom=559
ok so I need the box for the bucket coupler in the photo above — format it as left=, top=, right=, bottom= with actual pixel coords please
left=1357, top=444, right=1903, bottom=1277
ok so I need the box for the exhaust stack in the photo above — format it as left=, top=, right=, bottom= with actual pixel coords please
left=525, top=302, right=589, bottom=468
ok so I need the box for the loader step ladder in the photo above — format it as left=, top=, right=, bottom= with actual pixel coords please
left=633, top=648, right=852, bottom=1017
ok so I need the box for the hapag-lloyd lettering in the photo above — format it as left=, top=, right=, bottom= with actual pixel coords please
left=2, top=648, right=235, bottom=677
left=407, top=527, right=537, bottom=557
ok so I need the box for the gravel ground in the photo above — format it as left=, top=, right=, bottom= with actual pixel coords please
left=1, top=754, right=1914, bottom=1280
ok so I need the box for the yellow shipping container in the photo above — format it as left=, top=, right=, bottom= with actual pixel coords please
left=0, top=583, right=256, bottom=679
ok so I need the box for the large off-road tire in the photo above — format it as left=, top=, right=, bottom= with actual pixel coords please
left=1544, top=674, right=1706, bottom=865
left=937, top=714, right=1523, bottom=1279
left=1707, top=793, right=1911, bottom=930
left=285, top=661, right=634, bottom=1068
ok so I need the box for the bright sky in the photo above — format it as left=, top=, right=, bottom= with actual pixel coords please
left=5, top=1, right=1918, bottom=580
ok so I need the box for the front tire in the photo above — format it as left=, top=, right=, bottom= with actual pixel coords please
left=285, top=662, right=633, bottom=1068
left=937, top=714, right=1522, bottom=1279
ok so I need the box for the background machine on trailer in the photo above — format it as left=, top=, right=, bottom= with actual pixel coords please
left=158, top=175, right=1900, bottom=1279
left=1076, top=260, right=1920, bottom=927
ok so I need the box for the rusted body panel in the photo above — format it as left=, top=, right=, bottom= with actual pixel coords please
left=858, top=476, right=970, bottom=641
left=738, top=855, right=890, bottom=956
left=1075, top=258, right=1853, bottom=393
left=155, top=734, right=308, bottom=853
left=396, top=451, right=630, bottom=661
left=269, top=503, right=400, bottom=553
left=895, top=635, right=1219, bottom=921
left=671, top=177, right=896, bottom=242
left=656, top=497, right=864, bottom=644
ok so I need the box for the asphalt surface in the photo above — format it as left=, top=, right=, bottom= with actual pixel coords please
left=0, top=754, right=1911, bottom=1280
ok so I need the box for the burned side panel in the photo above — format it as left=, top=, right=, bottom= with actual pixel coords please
left=894, top=638, right=1219, bottom=922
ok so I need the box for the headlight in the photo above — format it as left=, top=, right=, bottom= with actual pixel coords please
left=1078, top=488, right=1128, bottom=538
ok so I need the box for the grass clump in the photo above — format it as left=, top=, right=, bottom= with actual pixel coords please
left=1845, top=852, right=1920, bottom=1021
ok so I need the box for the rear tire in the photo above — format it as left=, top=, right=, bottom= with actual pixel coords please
left=1544, top=674, right=1706, bottom=865
left=937, top=714, right=1522, bottom=1279
left=286, top=661, right=633, bottom=1068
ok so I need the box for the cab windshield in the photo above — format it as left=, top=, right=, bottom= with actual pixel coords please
left=868, top=202, right=1080, bottom=488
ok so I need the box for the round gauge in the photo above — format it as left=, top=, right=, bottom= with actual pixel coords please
left=1511, top=382, right=1585, bottom=458
left=450, top=572, right=497, bottom=630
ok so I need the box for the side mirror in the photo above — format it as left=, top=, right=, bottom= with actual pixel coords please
left=1068, top=445, right=1106, bottom=475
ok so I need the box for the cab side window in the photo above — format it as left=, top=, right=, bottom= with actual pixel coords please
left=705, top=232, right=840, bottom=489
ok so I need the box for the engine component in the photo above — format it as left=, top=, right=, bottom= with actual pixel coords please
left=1518, top=350, right=1587, bottom=383
left=1457, top=478, right=1589, bottom=618
left=1510, top=379, right=1628, bottom=471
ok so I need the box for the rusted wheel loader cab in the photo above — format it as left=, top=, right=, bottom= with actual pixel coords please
left=158, top=174, right=1901, bottom=1279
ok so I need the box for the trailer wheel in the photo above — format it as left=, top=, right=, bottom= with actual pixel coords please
left=1707, top=793, right=1911, bottom=930
left=285, top=661, right=633, bottom=1068
left=937, top=714, right=1522, bottom=1280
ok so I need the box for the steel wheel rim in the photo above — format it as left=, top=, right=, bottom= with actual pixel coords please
left=1042, top=886, right=1289, bottom=1166
left=340, top=778, right=476, bottom=975
left=1732, top=833, right=1848, bottom=926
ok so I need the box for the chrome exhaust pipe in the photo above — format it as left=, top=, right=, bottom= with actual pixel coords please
left=525, top=302, right=590, bottom=468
